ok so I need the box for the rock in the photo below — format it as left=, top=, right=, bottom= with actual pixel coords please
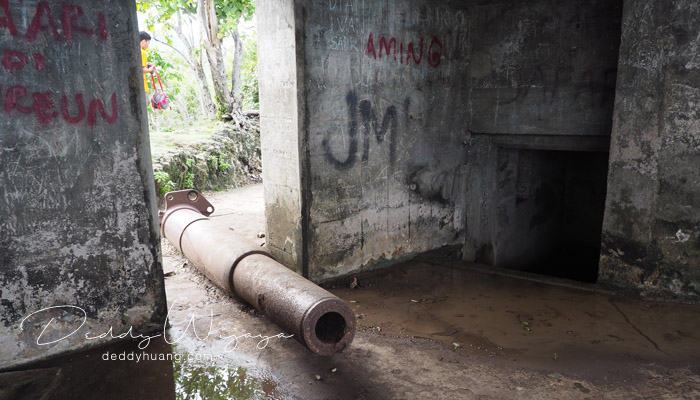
left=350, top=277, right=358, bottom=289
left=153, top=123, right=262, bottom=206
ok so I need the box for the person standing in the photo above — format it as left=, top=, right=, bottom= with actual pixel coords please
left=140, top=31, right=155, bottom=93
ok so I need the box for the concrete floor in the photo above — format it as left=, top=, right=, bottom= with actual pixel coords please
left=3, top=184, right=700, bottom=399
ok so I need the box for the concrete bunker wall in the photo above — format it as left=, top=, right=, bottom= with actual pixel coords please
left=0, top=1, right=166, bottom=369
left=459, top=0, right=622, bottom=282
left=263, top=0, right=623, bottom=282
left=303, top=0, right=473, bottom=281
left=260, top=0, right=700, bottom=301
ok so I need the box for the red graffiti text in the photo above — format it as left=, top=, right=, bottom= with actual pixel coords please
left=366, top=33, right=443, bottom=68
left=2, top=49, right=46, bottom=75
left=1, top=85, right=118, bottom=128
left=1, top=0, right=107, bottom=44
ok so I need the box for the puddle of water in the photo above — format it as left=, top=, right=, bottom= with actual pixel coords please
left=0, top=336, right=177, bottom=400
left=171, top=344, right=281, bottom=400
left=0, top=335, right=282, bottom=400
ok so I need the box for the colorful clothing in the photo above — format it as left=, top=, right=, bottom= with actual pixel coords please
left=141, top=48, right=149, bottom=93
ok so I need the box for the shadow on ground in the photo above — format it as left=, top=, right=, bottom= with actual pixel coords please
left=3, top=184, right=700, bottom=399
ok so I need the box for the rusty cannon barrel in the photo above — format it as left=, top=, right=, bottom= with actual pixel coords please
left=159, top=190, right=356, bottom=355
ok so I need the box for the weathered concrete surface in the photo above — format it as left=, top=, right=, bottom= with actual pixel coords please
left=600, top=0, right=700, bottom=301
left=469, top=0, right=622, bottom=136
left=260, top=0, right=623, bottom=281
left=461, top=0, right=621, bottom=279
left=260, top=0, right=700, bottom=299
left=302, top=0, right=473, bottom=281
left=258, top=0, right=306, bottom=273
left=0, top=1, right=166, bottom=370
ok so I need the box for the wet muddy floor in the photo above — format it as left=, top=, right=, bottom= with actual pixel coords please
left=3, top=184, right=700, bottom=399
left=332, top=259, right=700, bottom=381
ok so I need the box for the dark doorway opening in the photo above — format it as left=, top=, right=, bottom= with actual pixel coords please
left=493, top=149, right=609, bottom=283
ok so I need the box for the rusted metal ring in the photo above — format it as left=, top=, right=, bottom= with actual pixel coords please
left=227, top=250, right=275, bottom=294
left=300, top=297, right=357, bottom=356
left=178, top=215, right=210, bottom=253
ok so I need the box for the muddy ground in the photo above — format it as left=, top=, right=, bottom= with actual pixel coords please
left=3, top=184, right=700, bottom=399
left=160, top=184, right=700, bottom=399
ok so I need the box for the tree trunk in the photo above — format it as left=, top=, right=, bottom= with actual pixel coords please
left=192, top=54, right=216, bottom=117
left=205, top=43, right=232, bottom=116
left=168, top=11, right=215, bottom=118
left=173, top=29, right=215, bottom=118
left=230, top=23, right=243, bottom=114
left=200, top=0, right=233, bottom=118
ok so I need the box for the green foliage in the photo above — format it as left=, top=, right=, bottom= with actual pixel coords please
left=210, top=153, right=231, bottom=172
left=240, top=34, right=259, bottom=110
left=167, top=51, right=202, bottom=119
left=184, top=158, right=195, bottom=188
left=137, top=0, right=256, bottom=120
left=224, top=31, right=259, bottom=110
left=136, top=0, right=197, bottom=34
left=137, top=0, right=254, bottom=40
left=147, top=49, right=183, bottom=99
left=154, top=170, right=176, bottom=197
left=146, top=48, right=200, bottom=131
left=153, top=157, right=199, bottom=194
left=215, top=0, right=255, bottom=37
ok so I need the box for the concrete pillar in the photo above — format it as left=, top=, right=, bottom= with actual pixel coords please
left=600, top=0, right=700, bottom=301
left=0, top=0, right=166, bottom=369
left=258, top=0, right=308, bottom=274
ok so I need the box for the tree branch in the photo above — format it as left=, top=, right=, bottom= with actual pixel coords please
left=152, top=38, right=194, bottom=69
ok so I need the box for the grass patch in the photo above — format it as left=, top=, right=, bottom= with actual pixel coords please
left=149, top=120, right=223, bottom=157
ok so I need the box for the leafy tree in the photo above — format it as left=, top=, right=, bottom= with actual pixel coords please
left=136, top=0, right=254, bottom=120
left=147, top=49, right=182, bottom=101
left=137, top=0, right=215, bottom=118
left=199, top=0, right=255, bottom=120
left=147, top=48, right=201, bottom=128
